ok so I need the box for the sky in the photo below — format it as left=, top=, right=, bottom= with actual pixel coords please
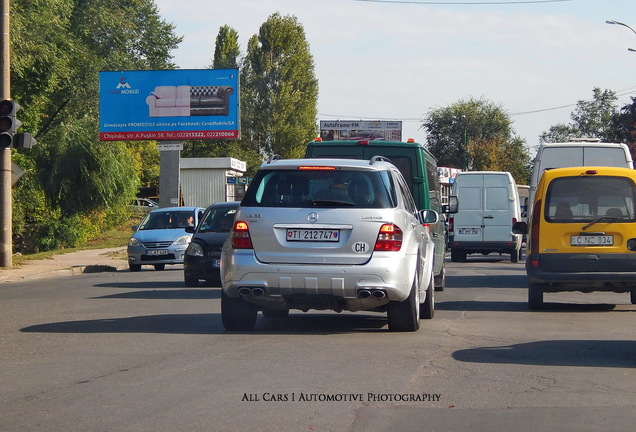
left=153, top=0, right=636, bottom=155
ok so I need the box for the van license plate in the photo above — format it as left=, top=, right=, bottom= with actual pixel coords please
left=570, top=235, right=614, bottom=246
left=286, top=229, right=340, bottom=242
left=458, top=228, right=479, bottom=235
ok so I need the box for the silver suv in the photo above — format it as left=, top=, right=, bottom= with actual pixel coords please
left=220, top=156, right=439, bottom=332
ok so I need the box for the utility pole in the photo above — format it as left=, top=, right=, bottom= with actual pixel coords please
left=0, top=0, right=11, bottom=268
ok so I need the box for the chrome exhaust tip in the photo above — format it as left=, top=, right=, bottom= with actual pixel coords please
left=251, top=287, right=265, bottom=296
left=238, top=287, right=252, bottom=296
left=358, top=290, right=371, bottom=299
left=371, top=290, right=386, bottom=299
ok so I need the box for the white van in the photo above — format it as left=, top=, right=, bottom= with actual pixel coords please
left=449, top=171, right=522, bottom=263
left=529, top=139, right=633, bottom=208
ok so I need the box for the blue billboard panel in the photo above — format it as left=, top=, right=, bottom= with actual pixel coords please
left=99, top=69, right=239, bottom=141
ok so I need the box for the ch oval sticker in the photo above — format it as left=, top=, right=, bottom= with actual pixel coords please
left=352, top=242, right=370, bottom=253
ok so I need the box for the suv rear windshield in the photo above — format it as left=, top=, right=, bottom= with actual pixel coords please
left=241, top=169, right=395, bottom=208
left=545, top=176, right=636, bottom=222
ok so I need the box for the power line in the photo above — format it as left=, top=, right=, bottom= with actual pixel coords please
left=321, top=87, right=636, bottom=122
left=352, top=0, right=572, bottom=5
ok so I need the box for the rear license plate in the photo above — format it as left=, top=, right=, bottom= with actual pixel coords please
left=570, top=235, right=614, bottom=246
left=286, top=229, right=340, bottom=242
left=458, top=228, right=479, bottom=235
left=147, top=249, right=169, bottom=256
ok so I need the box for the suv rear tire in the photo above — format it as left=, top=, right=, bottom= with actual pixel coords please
left=222, top=292, right=257, bottom=331
left=387, top=272, right=420, bottom=332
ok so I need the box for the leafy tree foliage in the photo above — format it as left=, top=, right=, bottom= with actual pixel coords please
left=10, top=0, right=181, bottom=252
left=618, top=97, right=636, bottom=156
left=423, top=97, right=530, bottom=183
left=213, top=25, right=241, bottom=70
left=184, top=16, right=319, bottom=174
left=241, top=13, right=318, bottom=159
left=539, top=88, right=625, bottom=144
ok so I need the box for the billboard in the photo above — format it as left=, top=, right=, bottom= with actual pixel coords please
left=99, top=69, right=239, bottom=141
left=319, top=120, right=402, bottom=141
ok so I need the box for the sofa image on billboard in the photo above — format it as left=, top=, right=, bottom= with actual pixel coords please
left=146, top=85, right=234, bottom=117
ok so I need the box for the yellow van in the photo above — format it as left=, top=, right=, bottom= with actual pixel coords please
left=514, top=166, right=636, bottom=309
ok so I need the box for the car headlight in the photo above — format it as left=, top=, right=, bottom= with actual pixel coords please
left=173, top=235, right=192, bottom=245
left=186, top=242, right=204, bottom=257
left=128, top=237, right=142, bottom=247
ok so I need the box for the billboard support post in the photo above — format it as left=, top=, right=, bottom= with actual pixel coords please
left=158, top=142, right=181, bottom=208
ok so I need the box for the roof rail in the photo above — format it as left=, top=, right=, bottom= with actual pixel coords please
left=266, top=154, right=282, bottom=164
left=568, top=137, right=601, bottom=142
left=370, top=155, right=392, bottom=165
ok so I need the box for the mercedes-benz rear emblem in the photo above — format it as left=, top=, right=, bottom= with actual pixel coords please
left=307, top=212, right=318, bottom=223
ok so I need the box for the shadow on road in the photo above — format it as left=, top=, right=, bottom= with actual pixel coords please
left=437, top=300, right=621, bottom=312
left=446, top=274, right=527, bottom=289
left=20, top=312, right=390, bottom=335
left=89, top=288, right=221, bottom=300
left=453, top=339, right=636, bottom=368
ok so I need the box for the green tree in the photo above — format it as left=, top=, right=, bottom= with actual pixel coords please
left=540, top=88, right=625, bottom=144
left=10, top=0, right=182, bottom=252
left=618, top=96, right=636, bottom=156
left=182, top=25, right=264, bottom=175
left=423, top=97, right=530, bottom=183
left=241, top=13, right=318, bottom=159
left=212, top=25, right=241, bottom=69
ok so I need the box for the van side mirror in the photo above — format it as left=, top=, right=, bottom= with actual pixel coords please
left=512, top=221, right=527, bottom=235
left=418, top=209, right=439, bottom=225
left=185, top=226, right=195, bottom=234
left=442, top=196, right=459, bottom=214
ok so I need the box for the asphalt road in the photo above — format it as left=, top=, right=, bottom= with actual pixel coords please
left=1, top=254, right=635, bottom=431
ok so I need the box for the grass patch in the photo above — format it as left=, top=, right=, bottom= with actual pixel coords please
left=12, top=216, right=141, bottom=266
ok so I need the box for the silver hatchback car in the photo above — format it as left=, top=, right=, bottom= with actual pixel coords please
left=220, top=156, right=439, bottom=332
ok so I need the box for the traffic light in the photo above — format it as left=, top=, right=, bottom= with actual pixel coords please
left=0, top=99, right=22, bottom=148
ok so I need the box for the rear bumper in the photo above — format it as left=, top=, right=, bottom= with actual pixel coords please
left=526, top=252, right=636, bottom=290
left=221, top=250, right=418, bottom=304
left=449, top=240, right=520, bottom=253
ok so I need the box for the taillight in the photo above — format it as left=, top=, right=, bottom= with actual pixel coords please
left=232, top=221, right=253, bottom=249
left=374, top=224, right=403, bottom=251
left=530, top=199, right=541, bottom=255
left=449, top=216, right=454, bottom=233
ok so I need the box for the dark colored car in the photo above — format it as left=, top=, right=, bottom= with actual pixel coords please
left=183, top=201, right=240, bottom=287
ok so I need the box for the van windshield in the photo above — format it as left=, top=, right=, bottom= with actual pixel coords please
left=545, top=176, right=636, bottom=223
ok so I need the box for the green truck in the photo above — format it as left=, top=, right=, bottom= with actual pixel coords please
left=305, top=138, right=448, bottom=291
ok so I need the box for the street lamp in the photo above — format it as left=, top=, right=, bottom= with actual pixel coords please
left=606, top=19, right=636, bottom=52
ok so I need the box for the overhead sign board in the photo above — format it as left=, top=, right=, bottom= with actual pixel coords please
left=157, top=142, right=183, bottom=151
left=319, top=120, right=402, bottom=141
left=99, top=69, right=239, bottom=141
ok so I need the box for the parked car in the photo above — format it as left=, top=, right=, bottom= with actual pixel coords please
left=127, top=206, right=205, bottom=271
left=514, top=166, right=636, bottom=309
left=129, top=198, right=159, bottom=212
left=220, top=156, right=439, bottom=332
left=184, top=201, right=240, bottom=287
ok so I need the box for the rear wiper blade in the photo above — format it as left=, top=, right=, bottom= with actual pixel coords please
left=309, top=199, right=355, bottom=207
left=582, top=216, right=620, bottom=230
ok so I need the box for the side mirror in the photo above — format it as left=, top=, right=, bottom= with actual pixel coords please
left=132, top=225, right=139, bottom=231
left=442, top=196, right=459, bottom=214
left=185, top=226, right=195, bottom=234
left=512, top=221, right=527, bottom=235
left=418, top=209, right=439, bottom=225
